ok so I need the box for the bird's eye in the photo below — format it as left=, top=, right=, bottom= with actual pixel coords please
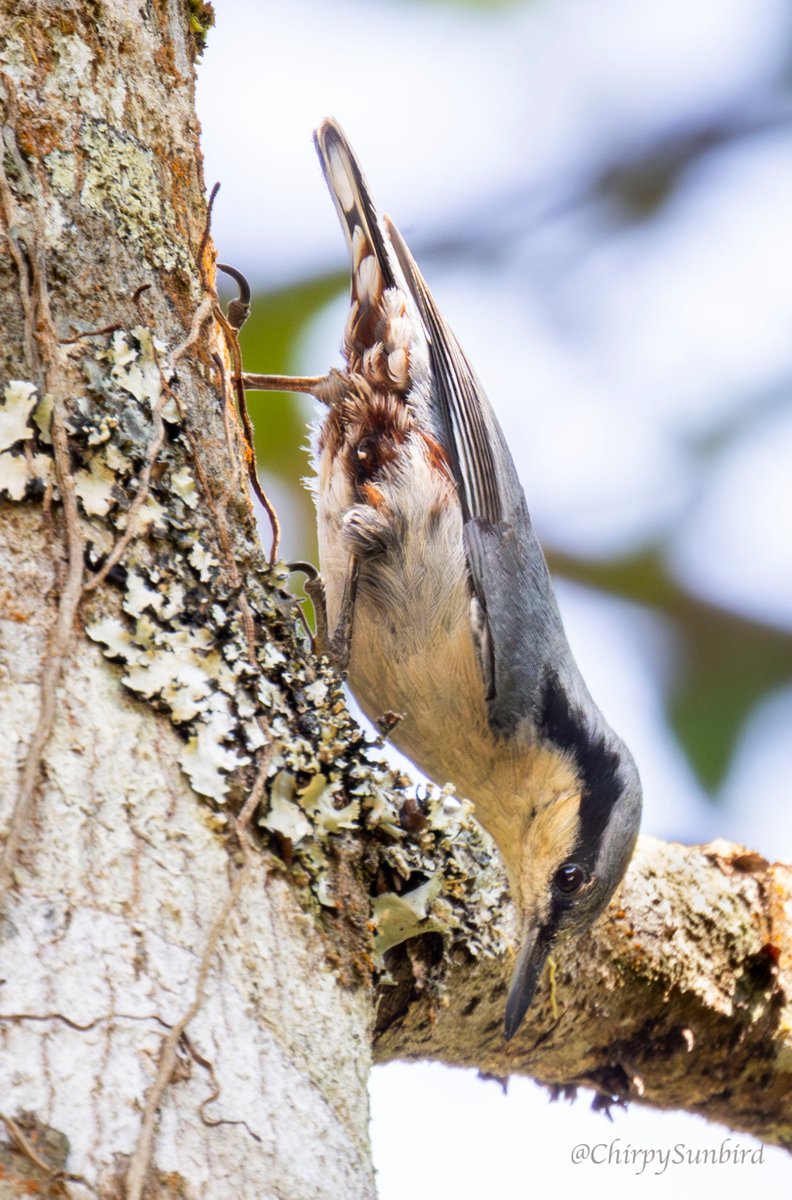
left=553, top=862, right=587, bottom=895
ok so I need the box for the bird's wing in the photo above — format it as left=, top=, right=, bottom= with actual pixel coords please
left=314, top=119, right=397, bottom=289
left=385, top=216, right=565, bottom=735
left=314, top=119, right=409, bottom=385
left=314, top=118, right=562, bottom=734
left=383, top=216, right=512, bottom=527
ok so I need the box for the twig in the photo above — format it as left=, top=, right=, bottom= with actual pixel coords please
left=198, top=182, right=221, bottom=284
left=184, top=1033, right=263, bottom=1144
left=0, top=1110, right=94, bottom=1196
left=193, top=184, right=281, bottom=560
left=124, top=758, right=269, bottom=1200
left=213, top=298, right=281, bottom=562
left=59, top=322, right=122, bottom=344
left=0, top=404, right=86, bottom=895
left=170, top=292, right=214, bottom=364
left=0, top=119, right=86, bottom=896
left=132, top=283, right=152, bottom=309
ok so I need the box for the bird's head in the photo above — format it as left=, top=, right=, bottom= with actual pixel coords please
left=504, top=674, right=642, bottom=1040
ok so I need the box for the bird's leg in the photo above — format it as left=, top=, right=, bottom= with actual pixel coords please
left=293, top=561, right=357, bottom=677
left=287, top=562, right=323, bottom=650
left=216, top=263, right=331, bottom=397
left=216, top=263, right=251, bottom=330
left=322, top=558, right=359, bottom=677
left=218, top=263, right=354, bottom=664
left=216, top=265, right=345, bottom=404
left=242, top=372, right=329, bottom=397
left=292, top=563, right=329, bottom=656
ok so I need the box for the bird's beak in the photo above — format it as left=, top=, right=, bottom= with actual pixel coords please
left=504, top=920, right=553, bottom=1041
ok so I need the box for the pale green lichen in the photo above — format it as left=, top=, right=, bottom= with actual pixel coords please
left=74, top=455, right=116, bottom=516
left=0, top=451, right=53, bottom=501
left=59, top=325, right=262, bottom=803
left=46, top=150, right=79, bottom=196
left=106, top=75, right=127, bottom=123
left=86, top=616, right=133, bottom=660
left=188, top=543, right=218, bottom=581
left=259, top=771, right=361, bottom=842
left=99, top=327, right=169, bottom=404
left=108, top=623, right=236, bottom=724
left=372, top=876, right=444, bottom=959
left=135, top=494, right=168, bottom=533
left=79, top=123, right=191, bottom=273
left=171, top=465, right=198, bottom=508
left=0, top=33, right=35, bottom=86
left=304, top=678, right=329, bottom=706
left=181, top=706, right=249, bottom=801
left=0, top=381, right=38, bottom=451
left=260, top=772, right=313, bottom=845
left=1, top=327, right=510, bottom=972
left=106, top=443, right=131, bottom=473
left=45, top=31, right=94, bottom=102
left=374, top=787, right=511, bottom=959
left=0, top=381, right=53, bottom=500
left=34, top=392, right=54, bottom=445
left=122, top=569, right=167, bottom=619
left=300, top=774, right=360, bottom=832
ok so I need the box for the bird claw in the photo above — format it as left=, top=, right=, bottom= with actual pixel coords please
left=216, top=262, right=252, bottom=331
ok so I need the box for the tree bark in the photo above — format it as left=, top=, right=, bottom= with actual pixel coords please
left=0, top=4, right=790, bottom=1198
left=0, top=3, right=374, bottom=1197
left=374, top=837, right=792, bottom=1148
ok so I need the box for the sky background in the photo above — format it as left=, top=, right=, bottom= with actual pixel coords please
left=196, top=1, right=792, bottom=1193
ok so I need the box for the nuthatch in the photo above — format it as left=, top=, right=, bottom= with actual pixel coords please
left=244, top=119, right=642, bottom=1039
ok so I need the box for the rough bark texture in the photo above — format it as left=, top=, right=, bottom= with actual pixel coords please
left=374, top=837, right=792, bottom=1149
left=0, top=3, right=791, bottom=1198
left=0, top=3, right=376, bottom=1197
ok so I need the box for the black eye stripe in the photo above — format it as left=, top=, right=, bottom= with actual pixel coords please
left=537, top=673, right=623, bottom=870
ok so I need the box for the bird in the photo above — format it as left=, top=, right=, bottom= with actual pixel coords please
left=241, top=118, right=642, bottom=1040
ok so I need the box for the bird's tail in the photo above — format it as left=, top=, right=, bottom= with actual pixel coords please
left=313, top=119, right=396, bottom=287
left=314, top=119, right=405, bottom=363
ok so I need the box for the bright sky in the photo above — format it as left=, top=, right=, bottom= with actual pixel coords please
left=196, top=1, right=792, bottom=1193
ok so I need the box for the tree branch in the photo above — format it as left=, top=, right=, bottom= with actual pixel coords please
left=373, top=836, right=792, bottom=1149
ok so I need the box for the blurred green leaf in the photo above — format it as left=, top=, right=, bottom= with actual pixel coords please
left=239, top=269, right=792, bottom=800
left=548, top=548, right=792, bottom=794
left=239, top=273, right=343, bottom=469
left=237, top=275, right=345, bottom=558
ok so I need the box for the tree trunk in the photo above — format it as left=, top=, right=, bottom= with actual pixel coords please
left=0, top=3, right=374, bottom=1196
left=1, top=4, right=791, bottom=1197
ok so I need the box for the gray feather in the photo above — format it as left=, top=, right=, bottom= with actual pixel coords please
left=385, top=219, right=570, bottom=736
